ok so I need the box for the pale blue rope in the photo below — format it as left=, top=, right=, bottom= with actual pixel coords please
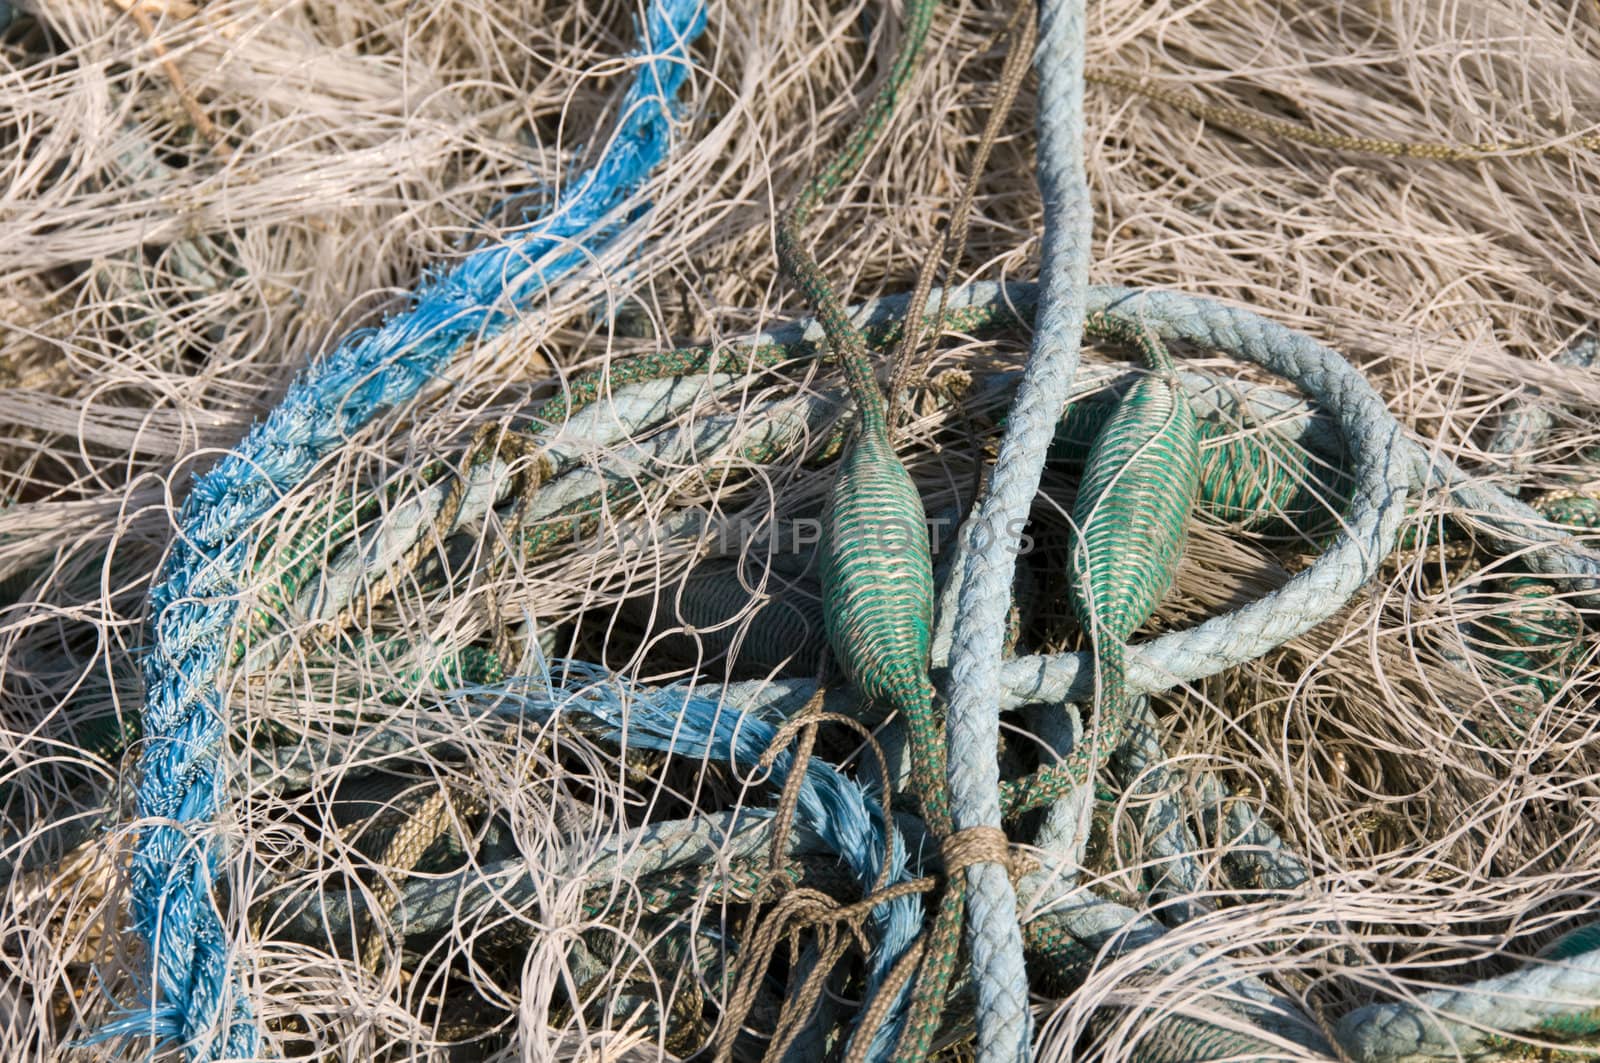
left=1486, top=333, right=1597, bottom=484
left=1336, top=933, right=1600, bottom=1060
left=112, top=2, right=708, bottom=1055
left=940, top=1, right=1091, bottom=1058
left=1333, top=334, right=1600, bottom=1062
left=1192, top=773, right=1312, bottom=896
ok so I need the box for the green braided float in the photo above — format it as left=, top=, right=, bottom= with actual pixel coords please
left=1001, top=311, right=1201, bottom=817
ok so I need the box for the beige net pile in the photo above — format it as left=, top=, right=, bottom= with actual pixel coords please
left=0, top=0, right=1597, bottom=1059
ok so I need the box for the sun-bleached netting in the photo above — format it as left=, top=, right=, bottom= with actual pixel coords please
left=0, top=0, right=1598, bottom=1059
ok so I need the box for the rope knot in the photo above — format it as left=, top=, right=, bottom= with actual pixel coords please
left=939, top=826, right=1038, bottom=884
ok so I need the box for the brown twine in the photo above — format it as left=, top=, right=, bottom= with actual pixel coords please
left=760, top=928, right=856, bottom=1063
left=886, top=2, right=1039, bottom=433
left=760, top=687, right=830, bottom=875
left=717, top=685, right=950, bottom=1061
left=714, top=684, right=830, bottom=1062
left=1089, top=68, right=1600, bottom=160
left=713, top=877, right=943, bottom=1061
left=715, top=888, right=839, bottom=1062
left=356, top=783, right=479, bottom=972
left=940, top=825, right=1007, bottom=875
left=942, top=825, right=1040, bottom=883
left=840, top=939, right=928, bottom=1063
left=112, top=0, right=233, bottom=157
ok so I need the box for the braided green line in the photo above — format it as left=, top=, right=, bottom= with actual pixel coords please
left=233, top=488, right=402, bottom=666
left=1534, top=489, right=1600, bottom=531
left=1055, top=398, right=1352, bottom=533
left=787, top=0, right=942, bottom=227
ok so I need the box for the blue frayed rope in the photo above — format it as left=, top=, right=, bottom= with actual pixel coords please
left=114, top=1, right=708, bottom=1056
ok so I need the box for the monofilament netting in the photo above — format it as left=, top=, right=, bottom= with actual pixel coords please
left=1, top=0, right=1598, bottom=1060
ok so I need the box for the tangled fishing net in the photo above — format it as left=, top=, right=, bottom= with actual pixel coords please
left=1, top=0, right=1599, bottom=1059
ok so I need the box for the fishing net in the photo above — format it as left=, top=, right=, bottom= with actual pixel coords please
left=1, top=0, right=1598, bottom=1059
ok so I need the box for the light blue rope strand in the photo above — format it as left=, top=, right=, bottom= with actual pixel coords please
left=1335, top=936, right=1600, bottom=1061
left=1110, top=697, right=1210, bottom=927
left=113, top=3, right=708, bottom=1056
left=1485, top=333, right=1597, bottom=484
left=942, top=1, right=1090, bottom=1058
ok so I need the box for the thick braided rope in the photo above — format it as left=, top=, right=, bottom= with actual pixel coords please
left=1485, top=334, right=1597, bottom=483
left=887, top=801, right=1332, bottom=1056
left=1329, top=353, right=1600, bottom=1060
left=1108, top=697, right=1210, bottom=926
left=1192, top=772, right=1312, bottom=895
left=266, top=811, right=796, bottom=946
left=1335, top=930, right=1600, bottom=1061
left=940, top=1, right=1091, bottom=1058
left=113, top=3, right=708, bottom=1054
left=1015, top=881, right=1334, bottom=1057
left=1410, top=457, right=1600, bottom=608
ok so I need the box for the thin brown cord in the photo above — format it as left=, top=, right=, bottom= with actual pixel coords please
left=1088, top=68, right=1600, bottom=160
left=714, top=888, right=839, bottom=1063
left=720, top=688, right=936, bottom=1061
left=760, top=685, right=830, bottom=874
left=762, top=705, right=902, bottom=895
left=113, top=0, right=232, bottom=157
left=759, top=929, right=854, bottom=1063
left=357, top=785, right=477, bottom=972
left=842, top=938, right=927, bottom=1063
left=946, top=825, right=1040, bottom=882
left=713, top=879, right=945, bottom=1061
left=939, top=825, right=1010, bottom=875
left=714, top=685, right=828, bottom=1063
left=886, top=5, right=1038, bottom=433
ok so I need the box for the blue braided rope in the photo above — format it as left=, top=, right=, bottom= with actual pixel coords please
left=111, top=3, right=708, bottom=1055
left=942, top=0, right=1091, bottom=1058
